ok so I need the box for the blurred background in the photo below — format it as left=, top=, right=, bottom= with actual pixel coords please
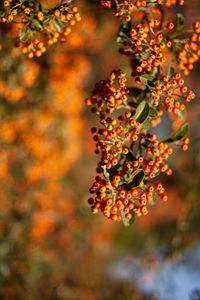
left=0, top=1, right=200, bottom=299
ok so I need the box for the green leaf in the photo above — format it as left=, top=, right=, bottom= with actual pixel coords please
left=107, top=166, right=119, bottom=180
left=147, top=80, right=156, bottom=88
left=128, top=87, right=144, bottom=98
left=127, top=101, right=137, bottom=108
left=31, top=19, right=43, bottom=31
left=140, top=118, right=150, bottom=132
left=140, top=74, right=156, bottom=88
left=149, top=107, right=158, bottom=117
left=117, top=21, right=132, bottom=43
left=140, top=74, right=155, bottom=81
left=102, top=165, right=110, bottom=180
left=52, top=18, right=63, bottom=33
left=121, top=210, right=136, bottom=227
left=43, top=17, right=51, bottom=25
left=164, top=122, right=189, bottom=143
left=172, top=13, right=185, bottom=35
left=175, top=13, right=185, bottom=31
left=124, top=169, right=145, bottom=190
left=133, top=101, right=150, bottom=123
left=19, top=28, right=30, bottom=42
left=129, top=211, right=136, bottom=225
left=29, top=11, right=34, bottom=18
left=167, top=67, right=175, bottom=79
left=125, top=169, right=142, bottom=184
left=55, top=0, right=73, bottom=6
left=126, top=148, right=136, bottom=162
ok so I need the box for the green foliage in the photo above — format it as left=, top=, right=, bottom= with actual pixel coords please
left=133, top=101, right=150, bottom=123
left=164, top=123, right=189, bottom=143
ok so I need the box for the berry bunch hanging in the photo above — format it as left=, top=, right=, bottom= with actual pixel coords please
left=86, top=0, right=199, bottom=225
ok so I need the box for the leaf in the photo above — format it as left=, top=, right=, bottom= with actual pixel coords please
left=149, top=107, right=158, bottom=117
left=167, top=67, right=175, bottom=79
left=140, top=74, right=155, bottom=81
left=52, top=18, right=63, bottom=33
left=147, top=80, right=156, bottom=88
left=172, top=13, right=185, bottom=36
left=31, top=19, right=43, bottom=31
left=133, top=101, right=150, bottom=123
left=128, top=87, right=144, bottom=98
left=126, top=148, right=136, bottom=162
left=175, top=13, right=185, bottom=31
left=140, top=74, right=156, bottom=88
left=43, top=17, right=51, bottom=25
left=128, top=101, right=137, bottom=107
left=102, top=165, right=110, bottom=180
left=121, top=210, right=136, bottom=227
left=35, top=1, right=40, bottom=11
left=140, top=118, right=150, bottom=132
left=56, top=0, right=73, bottom=6
left=129, top=211, right=136, bottom=225
left=125, top=168, right=142, bottom=184
left=19, top=28, right=29, bottom=42
left=164, top=122, right=189, bottom=143
left=124, top=169, right=145, bottom=190
left=117, top=21, right=132, bottom=43
left=29, top=11, right=34, bottom=18
left=107, top=166, right=119, bottom=180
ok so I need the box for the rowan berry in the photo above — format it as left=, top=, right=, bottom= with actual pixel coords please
left=3, top=1, right=9, bottom=7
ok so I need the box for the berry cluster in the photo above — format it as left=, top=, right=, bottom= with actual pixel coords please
left=100, top=0, right=184, bottom=21
left=0, top=1, right=81, bottom=57
left=150, top=71, right=195, bottom=113
left=181, top=137, right=190, bottom=151
left=86, top=70, right=176, bottom=223
left=86, top=73, right=168, bottom=220
left=85, top=70, right=128, bottom=118
left=86, top=0, right=199, bottom=225
left=174, top=22, right=200, bottom=75
left=118, top=19, right=195, bottom=114
left=120, top=21, right=172, bottom=73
